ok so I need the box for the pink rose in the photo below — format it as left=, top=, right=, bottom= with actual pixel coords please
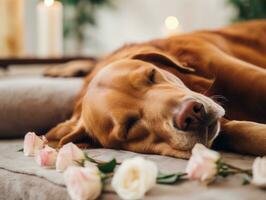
left=35, top=145, right=58, bottom=168
left=56, top=143, right=85, bottom=172
left=23, top=132, right=47, bottom=156
left=64, top=166, right=102, bottom=200
left=186, top=143, right=220, bottom=183
left=252, top=157, right=266, bottom=188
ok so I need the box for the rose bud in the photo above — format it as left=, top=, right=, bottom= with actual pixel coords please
left=23, top=132, right=47, bottom=156
left=64, top=166, right=102, bottom=200
left=56, top=143, right=85, bottom=172
left=35, top=145, right=58, bottom=168
left=186, top=143, right=220, bottom=183
left=252, top=156, right=266, bottom=188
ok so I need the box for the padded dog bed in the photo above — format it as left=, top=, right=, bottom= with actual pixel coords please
left=0, top=139, right=264, bottom=200
left=0, top=76, right=265, bottom=199
left=0, top=76, right=83, bottom=138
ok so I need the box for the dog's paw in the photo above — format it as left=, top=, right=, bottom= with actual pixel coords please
left=43, top=60, right=96, bottom=78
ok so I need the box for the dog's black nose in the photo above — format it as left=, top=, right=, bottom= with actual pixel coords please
left=174, top=100, right=206, bottom=131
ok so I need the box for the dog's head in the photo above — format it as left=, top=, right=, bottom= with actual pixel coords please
left=82, top=52, right=225, bottom=158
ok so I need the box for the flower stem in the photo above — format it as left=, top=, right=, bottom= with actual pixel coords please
left=84, top=153, right=121, bottom=165
left=156, top=172, right=187, bottom=184
left=101, top=172, right=114, bottom=180
left=218, top=161, right=252, bottom=177
left=223, top=163, right=252, bottom=176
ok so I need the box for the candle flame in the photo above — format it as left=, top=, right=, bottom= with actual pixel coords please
left=165, top=16, right=179, bottom=30
left=44, top=0, right=54, bottom=7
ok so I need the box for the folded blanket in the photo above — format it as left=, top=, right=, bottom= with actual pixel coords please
left=0, top=76, right=83, bottom=138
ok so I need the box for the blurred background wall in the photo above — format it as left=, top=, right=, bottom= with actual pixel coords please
left=24, top=0, right=235, bottom=56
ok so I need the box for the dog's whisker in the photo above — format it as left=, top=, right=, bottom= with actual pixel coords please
left=205, top=127, right=208, bottom=146
left=210, top=95, right=228, bottom=101
left=209, top=95, right=228, bottom=106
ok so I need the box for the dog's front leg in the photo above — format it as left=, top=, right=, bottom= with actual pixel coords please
left=214, top=119, right=266, bottom=156
left=206, top=49, right=266, bottom=122
left=43, top=60, right=96, bottom=77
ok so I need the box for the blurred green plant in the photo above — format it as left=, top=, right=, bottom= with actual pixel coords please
left=59, top=0, right=113, bottom=47
left=228, top=0, right=266, bottom=22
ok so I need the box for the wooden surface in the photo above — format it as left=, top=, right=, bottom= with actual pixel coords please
left=0, top=56, right=96, bottom=69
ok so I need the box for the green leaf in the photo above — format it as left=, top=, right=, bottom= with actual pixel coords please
left=97, top=159, right=117, bottom=174
left=157, top=172, right=187, bottom=184
left=60, top=0, right=114, bottom=40
left=17, top=148, right=23, bottom=152
left=227, top=0, right=266, bottom=22
left=242, top=175, right=251, bottom=185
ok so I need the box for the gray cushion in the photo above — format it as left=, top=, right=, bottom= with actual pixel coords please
left=0, top=139, right=263, bottom=200
left=0, top=76, right=83, bottom=138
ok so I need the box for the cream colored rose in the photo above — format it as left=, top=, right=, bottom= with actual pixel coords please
left=23, top=132, right=47, bottom=156
left=252, top=157, right=266, bottom=188
left=186, top=143, right=220, bottom=183
left=64, top=166, right=102, bottom=200
left=111, top=157, right=158, bottom=200
left=35, top=145, right=58, bottom=168
left=56, top=142, right=85, bottom=172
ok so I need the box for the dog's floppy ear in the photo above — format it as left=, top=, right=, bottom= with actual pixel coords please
left=131, top=51, right=195, bottom=73
left=46, top=118, right=98, bottom=149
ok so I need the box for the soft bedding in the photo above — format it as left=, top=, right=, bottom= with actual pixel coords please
left=0, top=77, right=82, bottom=138
left=0, top=139, right=265, bottom=200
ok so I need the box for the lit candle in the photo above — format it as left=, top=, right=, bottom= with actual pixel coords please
left=37, top=0, right=63, bottom=57
left=163, top=16, right=183, bottom=37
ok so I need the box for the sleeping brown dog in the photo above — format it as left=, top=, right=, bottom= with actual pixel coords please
left=45, top=20, right=266, bottom=158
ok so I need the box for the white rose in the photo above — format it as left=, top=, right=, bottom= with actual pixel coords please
left=111, top=157, right=158, bottom=200
left=23, top=132, right=47, bottom=156
left=252, top=156, right=266, bottom=188
left=186, top=143, right=220, bottom=183
left=56, top=143, right=85, bottom=172
left=64, top=166, right=102, bottom=200
left=35, top=145, right=58, bottom=168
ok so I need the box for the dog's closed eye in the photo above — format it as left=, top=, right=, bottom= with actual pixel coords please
left=124, top=116, right=140, bottom=133
left=147, top=69, right=156, bottom=84
left=129, top=67, right=159, bottom=89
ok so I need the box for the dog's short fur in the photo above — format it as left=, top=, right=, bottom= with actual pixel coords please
left=45, top=20, right=266, bottom=158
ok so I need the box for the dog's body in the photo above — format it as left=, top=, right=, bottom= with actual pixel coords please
left=46, top=20, right=266, bottom=158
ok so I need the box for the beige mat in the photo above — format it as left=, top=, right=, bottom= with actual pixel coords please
left=0, top=139, right=264, bottom=200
